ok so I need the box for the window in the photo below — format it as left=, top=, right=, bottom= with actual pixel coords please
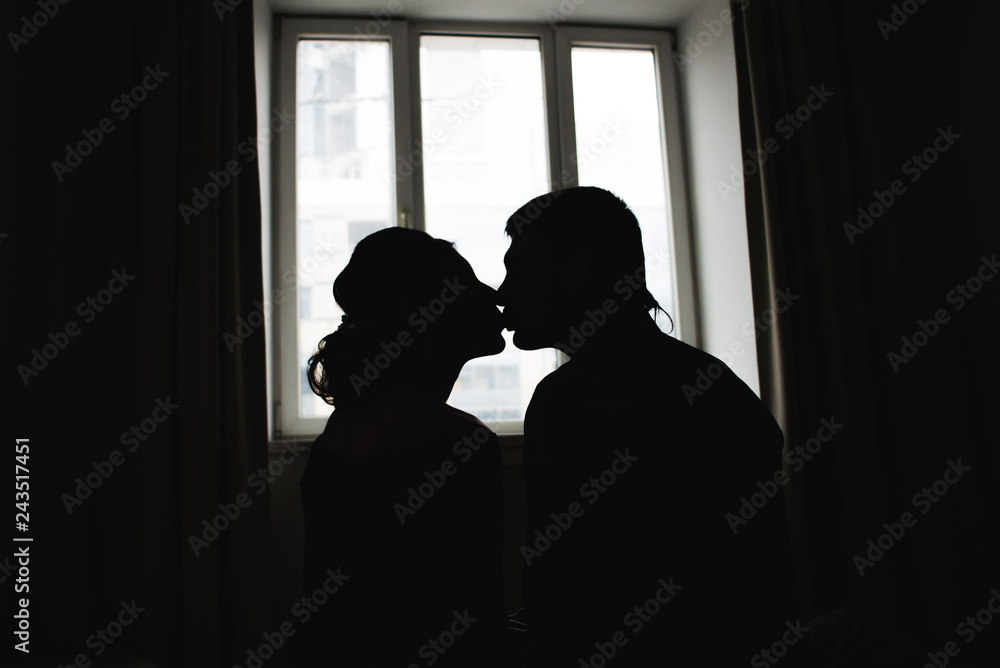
left=276, top=19, right=693, bottom=437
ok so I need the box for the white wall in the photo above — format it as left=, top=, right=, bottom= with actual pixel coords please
left=677, top=0, right=761, bottom=394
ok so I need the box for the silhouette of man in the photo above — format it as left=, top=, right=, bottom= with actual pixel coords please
left=497, top=187, right=821, bottom=666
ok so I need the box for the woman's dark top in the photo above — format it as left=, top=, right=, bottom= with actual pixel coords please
left=288, top=397, right=506, bottom=667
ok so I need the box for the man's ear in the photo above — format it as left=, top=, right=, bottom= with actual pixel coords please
left=562, top=248, right=592, bottom=297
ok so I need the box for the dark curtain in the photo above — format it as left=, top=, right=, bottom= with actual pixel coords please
left=3, top=1, right=270, bottom=666
left=732, top=0, right=1000, bottom=662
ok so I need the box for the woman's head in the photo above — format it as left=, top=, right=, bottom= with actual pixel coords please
left=308, top=227, right=505, bottom=407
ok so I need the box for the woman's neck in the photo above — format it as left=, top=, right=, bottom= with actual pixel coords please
left=389, top=355, right=465, bottom=403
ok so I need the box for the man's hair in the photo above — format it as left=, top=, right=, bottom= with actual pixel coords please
left=505, top=186, right=666, bottom=317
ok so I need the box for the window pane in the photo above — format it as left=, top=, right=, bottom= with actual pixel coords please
left=420, top=35, right=557, bottom=424
left=297, top=39, right=395, bottom=418
left=571, top=47, right=677, bottom=334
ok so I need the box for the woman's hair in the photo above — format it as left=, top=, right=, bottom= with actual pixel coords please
left=307, top=227, right=466, bottom=408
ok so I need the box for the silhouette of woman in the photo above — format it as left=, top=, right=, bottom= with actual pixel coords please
left=287, top=227, right=508, bottom=667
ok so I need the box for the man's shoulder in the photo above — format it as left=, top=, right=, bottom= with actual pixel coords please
left=537, top=330, right=741, bottom=388
left=640, top=332, right=758, bottom=393
left=646, top=330, right=734, bottom=375
left=531, top=331, right=772, bottom=422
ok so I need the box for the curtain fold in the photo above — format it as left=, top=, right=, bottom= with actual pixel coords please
left=6, top=1, right=271, bottom=665
left=731, top=1, right=1000, bottom=661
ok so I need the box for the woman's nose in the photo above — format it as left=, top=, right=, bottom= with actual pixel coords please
left=482, top=283, right=502, bottom=308
left=472, top=279, right=498, bottom=299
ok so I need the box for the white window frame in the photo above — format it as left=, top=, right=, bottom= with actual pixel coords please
left=276, top=18, right=415, bottom=437
left=554, top=26, right=696, bottom=342
left=273, top=17, right=696, bottom=439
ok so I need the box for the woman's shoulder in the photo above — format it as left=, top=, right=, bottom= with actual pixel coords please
left=312, top=391, right=495, bottom=461
left=435, top=401, right=494, bottom=440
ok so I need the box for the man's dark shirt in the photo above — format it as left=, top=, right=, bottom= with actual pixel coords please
left=521, top=313, right=816, bottom=666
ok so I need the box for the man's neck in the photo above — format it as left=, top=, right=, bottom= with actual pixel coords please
left=555, top=307, right=660, bottom=359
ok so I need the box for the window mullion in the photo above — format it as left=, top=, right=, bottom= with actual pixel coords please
left=552, top=28, right=579, bottom=190
left=391, top=21, right=418, bottom=231
left=539, top=28, right=565, bottom=193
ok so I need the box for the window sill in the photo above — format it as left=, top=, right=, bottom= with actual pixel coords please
left=268, top=431, right=525, bottom=460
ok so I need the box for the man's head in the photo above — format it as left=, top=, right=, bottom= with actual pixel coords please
left=497, top=186, right=661, bottom=351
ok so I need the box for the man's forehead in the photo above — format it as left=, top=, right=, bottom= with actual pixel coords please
left=505, top=228, right=547, bottom=262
